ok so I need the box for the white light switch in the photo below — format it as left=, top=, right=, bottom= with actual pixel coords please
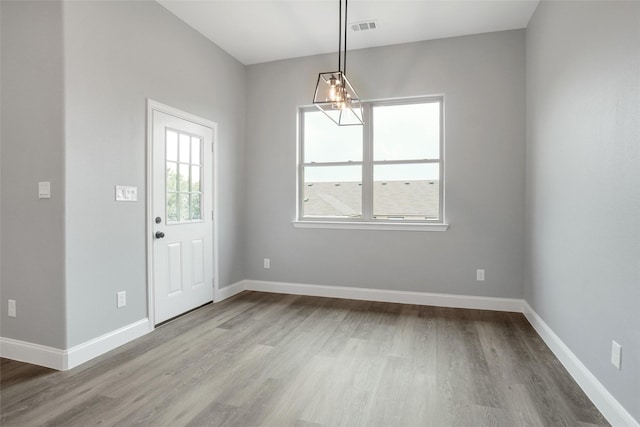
left=117, top=291, right=127, bottom=308
left=611, top=341, right=622, bottom=370
left=38, top=182, right=51, bottom=199
left=8, top=300, right=16, bottom=317
left=115, top=186, right=137, bottom=202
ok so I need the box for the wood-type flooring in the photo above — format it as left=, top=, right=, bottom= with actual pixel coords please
left=1, top=291, right=609, bottom=426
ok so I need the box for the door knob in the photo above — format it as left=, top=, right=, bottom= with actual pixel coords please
left=155, top=231, right=165, bottom=239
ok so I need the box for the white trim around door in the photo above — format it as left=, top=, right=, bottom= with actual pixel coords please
left=146, top=99, right=220, bottom=327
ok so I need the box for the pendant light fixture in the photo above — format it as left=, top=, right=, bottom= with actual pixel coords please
left=312, top=0, right=364, bottom=126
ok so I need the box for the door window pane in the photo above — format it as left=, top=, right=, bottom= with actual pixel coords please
left=167, top=193, right=178, bottom=222
left=179, top=133, right=191, bottom=162
left=178, top=164, right=189, bottom=192
left=373, top=164, right=440, bottom=220
left=166, top=162, right=178, bottom=192
left=190, top=194, right=201, bottom=220
left=373, top=103, right=440, bottom=161
left=191, top=166, right=201, bottom=192
left=166, top=130, right=178, bottom=162
left=303, top=166, right=361, bottom=218
left=179, top=193, right=190, bottom=222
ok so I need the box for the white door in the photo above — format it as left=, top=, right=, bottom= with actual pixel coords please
left=151, top=108, right=214, bottom=324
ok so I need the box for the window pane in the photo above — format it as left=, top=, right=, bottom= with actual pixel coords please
left=179, top=133, right=191, bottom=162
left=178, top=164, right=189, bottom=192
left=190, top=194, right=201, bottom=220
left=303, top=110, right=362, bottom=163
left=179, top=193, right=190, bottom=222
left=191, top=136, right=201, bottom=165
left=373, top=102, right=440, bottom=161
left=167, top=192, right=178, bottom=223
left=166, top=162, right=178, bottom=192
left=373, top=164, right=440, bottom=220
left=303, top=165, right=361, bottom=218
left=166, top=130, right=178, bottom=162
left=191, top=165, right=201, bottom=192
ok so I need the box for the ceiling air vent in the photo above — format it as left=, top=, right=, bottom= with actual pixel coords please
left=350, top=20, right=378, bottom=32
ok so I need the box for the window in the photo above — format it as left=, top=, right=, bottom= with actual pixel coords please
left=166, top=129, right=203, bottom=223
left=297, top=97, right=444, bottom=229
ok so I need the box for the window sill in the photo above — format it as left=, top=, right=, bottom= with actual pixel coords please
left=291, top=220, right=449, bottom=232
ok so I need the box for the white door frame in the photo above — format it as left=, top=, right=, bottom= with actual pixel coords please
left=146, top=99, right=220, bottom=327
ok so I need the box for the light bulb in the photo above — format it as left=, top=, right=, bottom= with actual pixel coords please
left=328, top=76, right=339, bottom=101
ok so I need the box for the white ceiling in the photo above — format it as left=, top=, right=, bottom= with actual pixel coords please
left=157, top=0, right=540, bottom=65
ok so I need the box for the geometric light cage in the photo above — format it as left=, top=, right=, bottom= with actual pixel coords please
left=313, top=71, right=364, bottom=126
left=312, top=0, right=364, bottom=126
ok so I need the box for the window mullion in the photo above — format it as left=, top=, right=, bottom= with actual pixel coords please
left=361, top=104, right=373, bottom=221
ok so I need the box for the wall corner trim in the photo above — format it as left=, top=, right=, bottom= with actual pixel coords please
left=65, top=318, right=152, bottom=370
left=0, top=318, right=152, bottom=371
left=215, top=280, right=248, bottom=302
left=0, top=337, right=66, bottom=370
left=522, top=303, right=639, bottom=427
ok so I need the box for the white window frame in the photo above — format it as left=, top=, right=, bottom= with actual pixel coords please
left=294, top=96, right=448, bottom=232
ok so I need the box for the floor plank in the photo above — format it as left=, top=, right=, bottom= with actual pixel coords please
left=0, top=291, right=610, bottom=427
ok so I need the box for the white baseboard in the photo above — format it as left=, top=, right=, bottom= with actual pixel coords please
left=65, top=318, right=151, bottom=370
left=0, top=337, right=66, bottom=370
left=523, top=303, right=639, bottom=427
left=1, top=318, right=151, bottom=371
left=216, top=280, right=247, bottom=302
left=244, top=280, right=524, bottom=312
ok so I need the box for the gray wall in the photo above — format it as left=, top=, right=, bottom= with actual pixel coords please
left=1, top=0, right=246, bottom=349
left=525, top=1, right=640, bottom=420
left=1, top=1, right=638, bottom=420
left=63, top=1, right=246, bottom=347
left=1, top=1, right=67, bottom=348
left=245, top=30, right=526, bottom=297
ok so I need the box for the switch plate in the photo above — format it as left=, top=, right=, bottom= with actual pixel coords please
left=115, top=186, right=137, bottom=202
left=117, top=291, right=127, bottom=308
left=611, top=341, right=622, bottom=370
left=38, top=182, right=51, bottom=199
left=263, top=258, right=270, bottom=269
left=476, top=269, right=485, bottom=281
left=8, top=300, right=16, bottom=317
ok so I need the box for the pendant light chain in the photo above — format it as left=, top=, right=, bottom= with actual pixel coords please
left=338, top=0, right=342, bottom=72
left=311, top=0, right=363, bottom=126
left=343, top=0, right=348, bottom=76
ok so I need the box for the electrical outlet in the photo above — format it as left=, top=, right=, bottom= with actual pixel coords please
left=611, top=341, right=622, bottom=370
left=8, top=300, right=16, bottom=317
left=264, top=258, right=270, bottom=269
left=476, top=269, right=485, bottom=281
left=117, top=291, right=126, bottom=308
